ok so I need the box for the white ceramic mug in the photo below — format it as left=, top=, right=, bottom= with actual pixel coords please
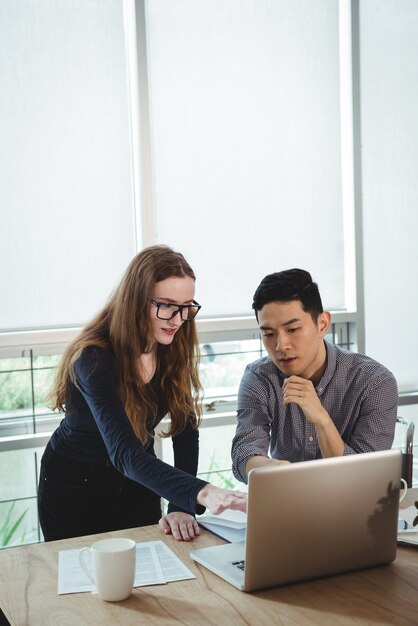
left=400, top=478, right=408, bottom=503
left=79, top=537, right=136, bottom=601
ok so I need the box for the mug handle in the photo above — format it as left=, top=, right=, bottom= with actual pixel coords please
left=79, top=548, right=95, bottom=584
left=399, top=478, right=408, bottom=503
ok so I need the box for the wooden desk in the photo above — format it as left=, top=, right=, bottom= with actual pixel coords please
left=1, top=491, right=417, bottom=626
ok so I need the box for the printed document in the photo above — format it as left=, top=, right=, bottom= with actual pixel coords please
left=58, top=540, right=195, bottom=595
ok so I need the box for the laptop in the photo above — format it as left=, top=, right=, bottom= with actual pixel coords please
left=190, top=449, right=402, bottom=592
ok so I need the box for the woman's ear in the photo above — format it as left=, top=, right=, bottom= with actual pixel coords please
left=317, top=311, right=331, bottom=337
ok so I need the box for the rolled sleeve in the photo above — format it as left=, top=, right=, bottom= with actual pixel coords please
left=232, top=417, right=271, bottom=484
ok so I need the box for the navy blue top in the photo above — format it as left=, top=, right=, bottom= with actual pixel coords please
left=50, top=345, right=207, bottom=515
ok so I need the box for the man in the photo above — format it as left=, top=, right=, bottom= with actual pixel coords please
left=231, top=269, right=398, bottom=483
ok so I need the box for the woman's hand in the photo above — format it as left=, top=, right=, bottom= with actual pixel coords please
left=159, top=511, right=201, bottom=541
left=196, top=484, right=247, bottom=515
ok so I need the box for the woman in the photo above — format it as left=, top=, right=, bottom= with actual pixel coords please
left=38, top=245, right=246, bottom=542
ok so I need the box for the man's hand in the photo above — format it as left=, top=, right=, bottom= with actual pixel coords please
left=159, top=512, right=200, bottom=542
left=196, top=484, right=247, bottom=515
left=282, top=375, right=329, bottom=425
left=282, top=375, right=344, bottom=457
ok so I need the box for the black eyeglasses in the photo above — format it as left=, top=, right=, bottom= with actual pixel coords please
left=150, top=299, right=201, bottom=321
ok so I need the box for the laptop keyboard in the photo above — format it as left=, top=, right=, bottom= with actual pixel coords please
left=232, top=560, right=245, bottom=571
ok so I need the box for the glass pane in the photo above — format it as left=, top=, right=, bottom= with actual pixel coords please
left=32, top=358, right=59, bottom=408
left=162, top=423, right=244, bottom=489
left=0, top=357, right=31, bottom=373
left=146, top=0, right=345, bottom=316
left=325, top=321, right=357, bottom=352
left=0, top=368, right=33, bottom=415
left=197, top=424, right=237, bottom=475
left=200, top=339, right=263, bottom=404
left=0, top=448, right=45, bottom=547
left=0, top=497, right=40, bottom=548
left=0, top=355, right=61, bottom=436
left=0, top=448, right=44, bottom=501
left=197, top=469, right=244, bottom=492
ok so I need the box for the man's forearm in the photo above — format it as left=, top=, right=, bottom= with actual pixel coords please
left=245, top=455, right=290, bottom=477
left=315, top=415, right=345, bottom=458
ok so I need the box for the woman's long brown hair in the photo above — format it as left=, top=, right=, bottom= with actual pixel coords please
left=49, top=245, right=202, bottom=444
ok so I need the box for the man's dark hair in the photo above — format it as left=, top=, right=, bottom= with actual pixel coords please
left=252, top=269, right=323, bottom=322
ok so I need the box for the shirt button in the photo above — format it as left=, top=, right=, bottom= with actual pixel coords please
left=308, top=436, right=314, bottom=442
left=318, top=387, right=323, bottom=393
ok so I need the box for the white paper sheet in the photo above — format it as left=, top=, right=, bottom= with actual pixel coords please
left=57, top=540, right=195, bottom=595
left=197, top=509, right=247, bottom=543
left=154, top=540, right=195, bottom=582
left=200, top=509, right=247, bottom=529
left=133, top=541, right=165, bottom=586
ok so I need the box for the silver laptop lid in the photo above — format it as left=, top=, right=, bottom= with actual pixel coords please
left=244, top=449, right=402, bottom=591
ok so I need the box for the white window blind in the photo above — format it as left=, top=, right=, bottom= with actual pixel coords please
left=145, top=0, right=346, bottom=316
left=360, top=0, right=418, bottom=392
left=0, top=0, right=136, bottom=331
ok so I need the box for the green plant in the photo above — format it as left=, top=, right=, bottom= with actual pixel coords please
left=0, top=502, right=29, bottom=547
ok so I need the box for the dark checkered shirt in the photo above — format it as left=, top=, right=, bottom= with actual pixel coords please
left=231, top=341, right=398, bottom=484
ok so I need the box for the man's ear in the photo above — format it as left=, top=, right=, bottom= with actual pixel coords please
left=317, top=311, right=331, bottom=337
